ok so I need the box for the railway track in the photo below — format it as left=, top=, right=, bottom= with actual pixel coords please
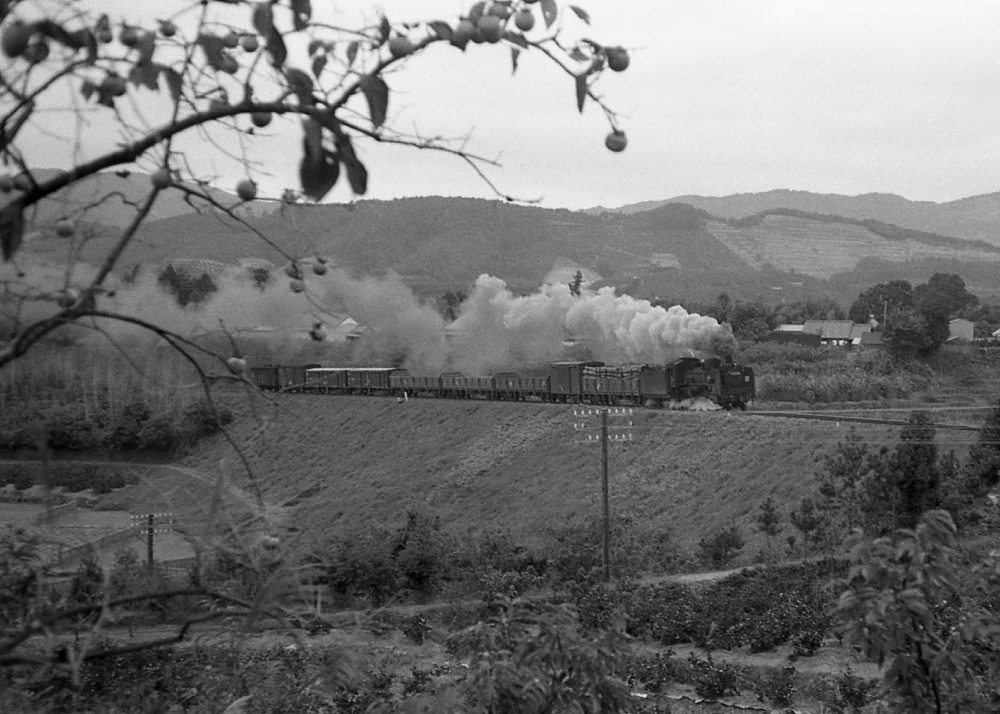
left=737, top=409, right=986, bottom=432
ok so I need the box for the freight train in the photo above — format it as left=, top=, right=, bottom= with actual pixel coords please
left=249, top=357, right=755, bottom=410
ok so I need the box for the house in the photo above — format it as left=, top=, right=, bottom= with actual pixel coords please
left=767, top=321, right=873, bottom=347
left=802, top=320, right=865, bottom=346
left=948, top=318, right=975, bottom=342
left=765, top=330, right=821, bottom=347
left=328, top=316, right=366, bottom=342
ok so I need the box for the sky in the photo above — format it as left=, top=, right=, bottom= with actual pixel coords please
left=16, top=0, right=1000, bottom=210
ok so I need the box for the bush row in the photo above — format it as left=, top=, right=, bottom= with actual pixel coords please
left=758, top=371, right=913, bottom=403
left=318, top=513, right=686, bottom=607
left=622, top=651, right=878, bottom=710
left=0, top=399, right=233, bottom=453
left=0, top=463, right=139, bottom=494
left=578, top=559, right=845, bottom=656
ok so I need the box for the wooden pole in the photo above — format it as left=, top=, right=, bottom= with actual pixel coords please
left=147, top=513, right=154, bottom=566
left=601, top=409, right=610, bottom=583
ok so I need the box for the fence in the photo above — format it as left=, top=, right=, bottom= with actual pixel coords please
left=55, top=525, right=142, bottom=565
left=33, top=498, right=78, bottom=524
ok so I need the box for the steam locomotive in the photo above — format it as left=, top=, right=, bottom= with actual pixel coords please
left=249, top=357, right=755, bottom=410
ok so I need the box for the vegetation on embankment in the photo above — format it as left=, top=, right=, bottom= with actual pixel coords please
left=0, top=348, right=232, bottom=454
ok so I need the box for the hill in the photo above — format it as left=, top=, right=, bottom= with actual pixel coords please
left=3, top=169, right=278, bottom=231
left=604, top=189, right=1000, bottom=247
left=16, top=193, right=1000, bottom=307
left=177, top=392, right=982, bottom=556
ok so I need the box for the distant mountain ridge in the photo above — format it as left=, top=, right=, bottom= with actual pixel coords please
left=598, top=189, right=1000, bottom=247
left=14, top=178, right=1000, bottom=306
left=1, top=169, right=279, bottom=230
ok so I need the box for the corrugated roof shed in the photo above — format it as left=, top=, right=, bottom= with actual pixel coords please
left=849, top=323, right=872, bottom=340
left=803, top=320, right=854, bottom=340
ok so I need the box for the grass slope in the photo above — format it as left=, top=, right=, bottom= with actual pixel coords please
left=180, top=394, right=921, bottom=556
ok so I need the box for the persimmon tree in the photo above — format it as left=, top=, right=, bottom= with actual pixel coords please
left=0, top=0, right=629, bottom=370
left=0, top=0, right=631, bottom=683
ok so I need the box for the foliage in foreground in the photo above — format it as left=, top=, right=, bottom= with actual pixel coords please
left=834, top=510, right=1000, bottom=713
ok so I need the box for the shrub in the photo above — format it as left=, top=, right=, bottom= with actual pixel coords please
left=697, top=525, right=744, bottom=569
left=835, top=667, right=877, bottom=712
left=686, top=653, right=741, bottom=699
left=624, top=583, right=700, bottom=645
left=754, top=666, right=796, bottom=707
left=576, top=583, right=624, bottom=631
left=622, top=651, right=677, bottom=693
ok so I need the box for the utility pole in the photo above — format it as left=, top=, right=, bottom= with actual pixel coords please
left=601, top=410, right=609, bottom=583
left=130, top=512, right=174, bottom=566
left=574, top=407, right=633, bottom=582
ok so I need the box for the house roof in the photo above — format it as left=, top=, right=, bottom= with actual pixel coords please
left=849, top=324, right=872, bottom=340
left=860, top=331, right=885, bottom=346
left=803, top=320, right=855, bottom=340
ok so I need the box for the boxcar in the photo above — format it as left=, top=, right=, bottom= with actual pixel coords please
left=306, top=367, right=349, bottom=393
left=346, top=367, right=395, bottom=394
left=274, top=364, right=319, bottom=392
left=250, top=366, right=280, bottom=391
left=548, top=361, right=605, bottom=402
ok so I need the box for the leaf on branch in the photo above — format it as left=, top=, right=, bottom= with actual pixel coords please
left=290, top=0, right=312, bottom=32
left=74, top=28, right=99, bottom=61
left=346, top=41, right=359, bottom=67
left=503, top=30, right=529, bottom=49
left=80, top=79, right=97, bottom=101
left=0, top=199, right=25, bottom=262
left=252, top=2, right=287, bottom=67
left=197, top=33, right=227, bottom=72
left=358, top=74, right=389, bottom=129
left=510, top=47, right=520, bottom=75
left=128, top=63, right=160, bottom=91
left=336, top=133, right=368, bottom=196
left=136, top=31, right=156, bottom=65
left=161, top=67, right=183, bottom=103
left=298, top=119, right=340, bottom=201
left=285, top=67, right=315, bottom=105
left=311, top=54, right=327, bottom=79
left=468, top=1, right=487, bottom=24
left=575, top=74, right=587, bottom=113
left=428, top=21, right=453, bottom=40
left=569, top=46, right=588, bottom=62
left=569, top=5, right=591, bottom=24
left=377, top=16, right=391, bottom=47
left=540, top=0, right=559, bottom=28
left=96, top=81, right=117, bottom=108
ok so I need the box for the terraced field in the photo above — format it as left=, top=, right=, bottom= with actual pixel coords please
left=708, top=215, right=1000, bottom=278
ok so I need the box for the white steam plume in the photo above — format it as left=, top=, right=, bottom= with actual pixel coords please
left=448, top=275, right=735, bottom=374
left=3, top=260, right=734, bottom=375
